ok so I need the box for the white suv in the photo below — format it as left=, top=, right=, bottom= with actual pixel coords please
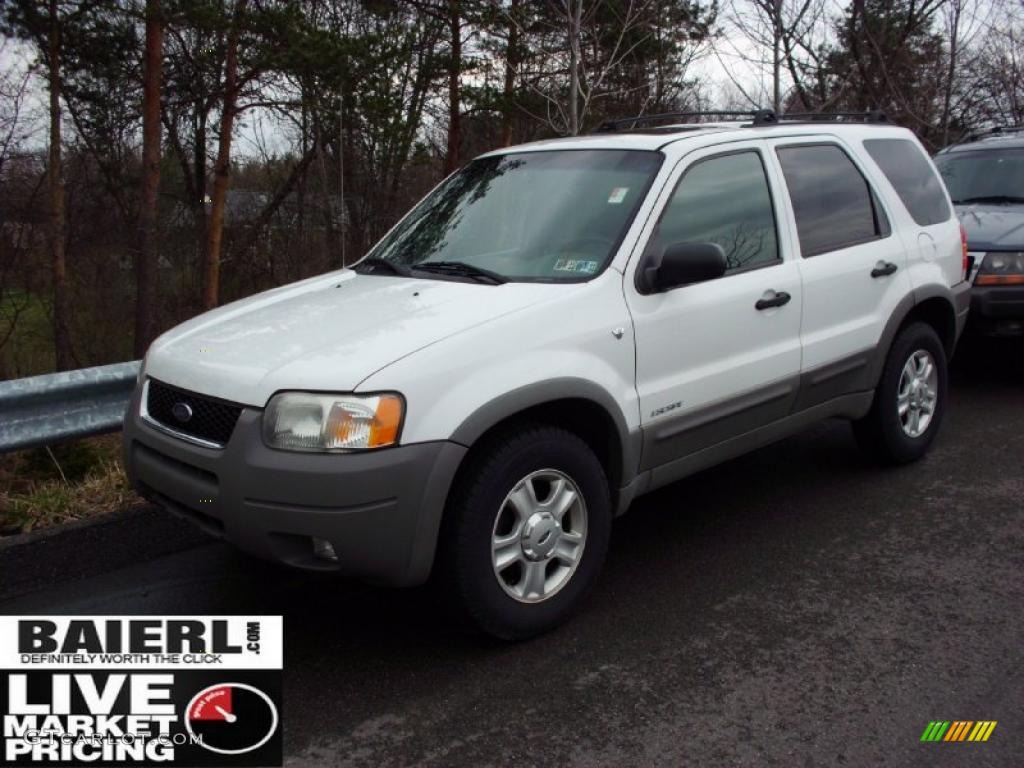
left=125, top=112, right=970, bottom=639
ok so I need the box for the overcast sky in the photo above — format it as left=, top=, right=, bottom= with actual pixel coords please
left=0, top=0, right=1013, bottom=159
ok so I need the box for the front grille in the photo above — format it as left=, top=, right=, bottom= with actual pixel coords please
left=146, top=379, right=242, bottom=446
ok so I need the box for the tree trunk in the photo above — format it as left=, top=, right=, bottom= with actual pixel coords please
left=771, top=0, right=782, bottom=113
left=195, top=113, right=208, bottom=267
left=47, top=0, right=73, bottom=371
left=134, top=0, right=164, bottom=356
left=940, top=1, right=961, bottom=147
left=567, top=0, right=582, bottom=135
left=444, top=0, right=461, bottom=174
left=203, top=0, right=247, bottom=310
left=500, top=0, right=519, bottom=147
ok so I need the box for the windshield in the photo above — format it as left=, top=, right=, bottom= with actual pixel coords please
left=934, top=148, right=1024, bottom=204
left=362, top=149, right=663, bottom=282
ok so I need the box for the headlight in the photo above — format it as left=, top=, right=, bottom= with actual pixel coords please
left=975, top=251, right=1024, bottom=285
left=263, top=392, right=404, bottom=451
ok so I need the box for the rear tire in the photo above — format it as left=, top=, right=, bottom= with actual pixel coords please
left=438, top=424, right=612, bottom=641
left=852, top=321, right=948, bottom=464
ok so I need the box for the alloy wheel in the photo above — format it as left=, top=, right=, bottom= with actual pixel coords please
left=490, top=469, right=588, bottom=604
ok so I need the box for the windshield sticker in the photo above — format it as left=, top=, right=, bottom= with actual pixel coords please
left=554, top=259, right=599, bottom=274
left=607, top=187, right=629, bottom=204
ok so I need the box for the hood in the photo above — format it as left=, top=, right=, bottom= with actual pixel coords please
left=144, top=270, right=561, bottom=406
left=955, top=204, right=1024, bottom=251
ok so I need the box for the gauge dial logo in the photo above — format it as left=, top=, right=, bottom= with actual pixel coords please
left=185, top=682, right=279, bottom=755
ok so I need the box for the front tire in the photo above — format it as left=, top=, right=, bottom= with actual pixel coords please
left=852, top=321, right=948, bottom=464
left=438, top=424, right=612, bottom=640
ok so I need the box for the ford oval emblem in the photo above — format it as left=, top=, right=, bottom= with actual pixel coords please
left=172, top=402, right=194, bottom=423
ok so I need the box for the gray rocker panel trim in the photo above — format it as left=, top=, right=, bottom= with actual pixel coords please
left=639, top=391, right=874, bottom=497
left=640, top=376, right=799, bottom=471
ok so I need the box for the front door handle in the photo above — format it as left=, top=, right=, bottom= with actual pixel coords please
left=871, top=261, right=898, bottom=278
left=755, top=290, right=791, bottom=310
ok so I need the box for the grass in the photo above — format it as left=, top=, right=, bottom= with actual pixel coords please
left=0, top=289, right=56, bottom=378
left=0, top=434, right=144, bottom=537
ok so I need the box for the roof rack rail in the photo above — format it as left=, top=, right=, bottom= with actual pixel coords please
left=777, top=110, right=888, bottom=123
left=960, top=125, right=1024, bottom=143
left=596, top=110, right=778, bottom=132
left=594, top=109, right=891, bottom=133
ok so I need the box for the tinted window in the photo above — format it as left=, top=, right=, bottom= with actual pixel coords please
left=651, top=151, right=779, bottom=272
left=777, top=144, right=886, bottom=257
left=933, top=148, right=1024, bottom=204
left=864, top=138, right=951, bottom=225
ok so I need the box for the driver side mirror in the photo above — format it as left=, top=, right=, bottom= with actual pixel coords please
left=642, top=242, right=728, bottom=293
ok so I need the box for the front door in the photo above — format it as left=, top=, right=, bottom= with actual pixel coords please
left=625, top=141, right=803, bottom=471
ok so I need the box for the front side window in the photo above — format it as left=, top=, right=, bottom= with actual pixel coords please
left=648, top=150, right=780, bottom=272
left=777, top=144, right=888, bottom=257
left=933, top=148, right=1024, bottom=205
left=863, top=138, right=950, bottom=226
left=361, top=149, right=662, bottom=282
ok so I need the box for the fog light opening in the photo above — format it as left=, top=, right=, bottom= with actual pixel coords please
left=312, top=537, right=338, bottom=562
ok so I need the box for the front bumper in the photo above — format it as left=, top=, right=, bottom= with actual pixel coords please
left=968, top=284, right=1024, bottom=336
left=123, top=385, right=466, bottom=586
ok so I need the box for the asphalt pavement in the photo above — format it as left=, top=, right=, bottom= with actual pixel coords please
left=2, top=337, right=1022, bottom=767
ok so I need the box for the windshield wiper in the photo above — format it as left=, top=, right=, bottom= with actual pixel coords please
left=952, top=195, right=1024, bottom=205
left=413, top=261, right=507, bottom=284
left=352, top=257, right=413, bottom=276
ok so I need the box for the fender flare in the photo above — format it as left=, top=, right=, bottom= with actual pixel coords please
left=867, top=285, right=958, bottom=387
left=448, top=377, right=641, bottom=485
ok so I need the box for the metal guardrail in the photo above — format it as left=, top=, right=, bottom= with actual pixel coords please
left=0, top=361, right=141, bottom=453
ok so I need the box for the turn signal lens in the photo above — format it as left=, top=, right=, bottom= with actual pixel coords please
left=974, top=251, right=1024, bottom=286
left=975, top=274, right=1024, bottom=286
left=263, top=392, right=404, bottom=451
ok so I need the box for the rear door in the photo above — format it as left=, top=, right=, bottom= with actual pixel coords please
left=766, top=137, right=913, bottom=407
left=625, top=140, right=803, bottom=471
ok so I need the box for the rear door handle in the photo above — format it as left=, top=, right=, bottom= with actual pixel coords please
left=755, top=291, right=791, bottom=310
left=871, top=261, right=898, bottom=278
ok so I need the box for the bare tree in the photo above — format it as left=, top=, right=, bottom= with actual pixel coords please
left=969, top=4, right=1024, bottom=126
left=0, top=41, right=34, bottom=179
left=718, top=0, right=832, bottom=112
left=528, top=0, right=670, bottom=135
left=47, top=0, right=74, bottom=370
left=204, top=0, right=249, bottom=310
left=134, top=0, right=163, bottom=354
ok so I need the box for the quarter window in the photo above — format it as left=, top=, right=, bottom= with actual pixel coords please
left=864, top=138, right=951, bottom=226
left=651, top=151, right=779, bottom=273
left=777, top=144, right=888, bottom=257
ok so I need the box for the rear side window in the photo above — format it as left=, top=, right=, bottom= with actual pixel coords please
left=864, top=138, right=951, bottom=226
left=651, top=150, right=779, bottom=273
left=777, top=144, right=888, bottom=257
